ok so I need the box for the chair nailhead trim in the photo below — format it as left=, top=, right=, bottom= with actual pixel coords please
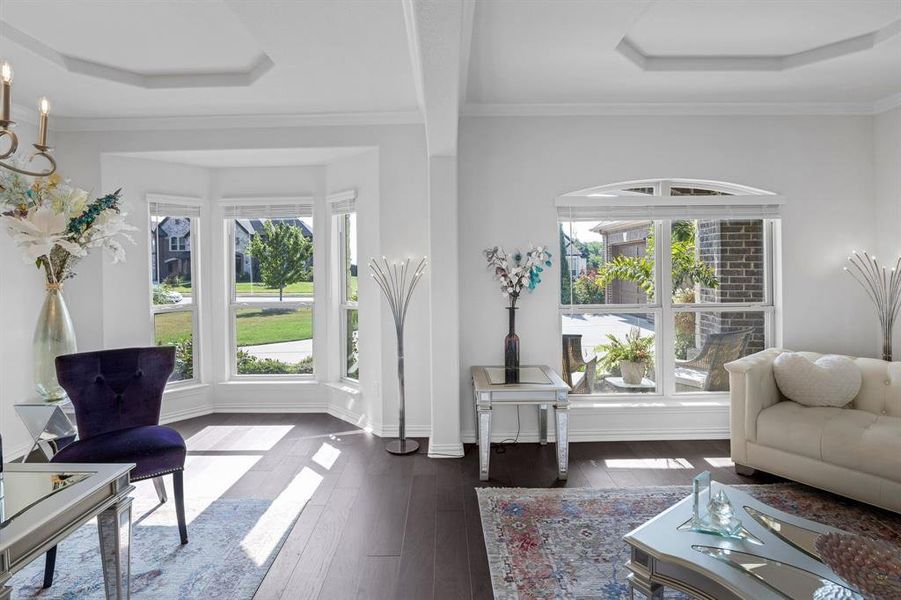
left=133, top=467, right=184, bottom=481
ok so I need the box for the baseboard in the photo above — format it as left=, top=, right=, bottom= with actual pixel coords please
left=428, top=441, right=465, bottom=458
left=213, top=402, right=330, bottom=413
left=160, top=403, right=214, bottom=425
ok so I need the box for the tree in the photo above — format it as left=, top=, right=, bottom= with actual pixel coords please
left=595, top=220, right=718, bottom=298
left=246, top=221, right=313, bottom=301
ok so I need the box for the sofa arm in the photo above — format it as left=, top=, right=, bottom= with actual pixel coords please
left=725, top=349, right=784, bottom=456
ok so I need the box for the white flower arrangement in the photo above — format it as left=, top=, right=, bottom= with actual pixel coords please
left=484, top=245, right=553, bottom=307
left=0, top=169, right=136, bottom=285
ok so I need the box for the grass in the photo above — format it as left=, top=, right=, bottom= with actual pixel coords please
left=167, top=276, right=357, bottom=299
left=154, top=307, right=313, bottom=347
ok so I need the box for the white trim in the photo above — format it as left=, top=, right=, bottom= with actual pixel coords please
left=874, top=92, right=901, bottom=115
left=48, top=110, right=424, bottom=132
left=428, top=441, right=465, bottom=458
left=401, top=0, right=426, bottom=116
left=463, top=102, right=880, bottom=117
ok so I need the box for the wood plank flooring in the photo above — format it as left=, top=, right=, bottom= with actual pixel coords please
left=165, top=413, right=778, bottom=600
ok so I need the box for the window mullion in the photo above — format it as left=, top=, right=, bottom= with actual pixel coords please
left=658, top=220, right=674, bottom=397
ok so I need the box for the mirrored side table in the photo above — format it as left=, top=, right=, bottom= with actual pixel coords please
left=13, top=401, right=77, bottom=461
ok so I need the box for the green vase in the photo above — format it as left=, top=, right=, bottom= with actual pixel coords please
left=33, top=285, right=77, bottom=401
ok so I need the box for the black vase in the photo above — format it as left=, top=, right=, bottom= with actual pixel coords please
left=504, top=306, right=520, bottom=383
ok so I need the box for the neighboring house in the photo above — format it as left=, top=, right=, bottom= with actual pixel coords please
left=234, top=218, right=314, bottom=281
left=592, top=220, right=651, bottom=304
left=151, top=217, right=192, bottom=283
left=562, top=232, right=588, bottom=278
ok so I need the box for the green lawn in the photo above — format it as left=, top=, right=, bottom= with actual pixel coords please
left=168, top=277, right=357, bottom=299
left=154, top=307, right=313, bottom=347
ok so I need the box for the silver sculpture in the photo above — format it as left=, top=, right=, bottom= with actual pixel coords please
left=369, top=256, right=429, bottom=455
left=845, top=251, right=901, bottom=361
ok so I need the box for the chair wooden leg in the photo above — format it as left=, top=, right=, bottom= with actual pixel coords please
left=152, top=476, right=168, bottom=504
left=43, top=546, right=57, bottom=588
left=173, top=470, right=188, bottom=545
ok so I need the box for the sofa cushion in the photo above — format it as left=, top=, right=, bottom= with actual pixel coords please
left=773, top=352, right=861, bottom=407
left=859, top=415, right=901, bottom=481
left=756, top=402, right=843, bottom=461
left=820, top=409, right=879, bottom=472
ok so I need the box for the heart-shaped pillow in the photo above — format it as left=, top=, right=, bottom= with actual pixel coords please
left=773, top=353, right=861, bottom=407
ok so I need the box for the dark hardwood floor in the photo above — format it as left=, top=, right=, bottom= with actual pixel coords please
left=166, top=413, right=778, bottom=600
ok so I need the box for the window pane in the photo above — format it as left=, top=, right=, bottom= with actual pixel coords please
left=672, top=219, right=764, bottom=303
left=153, top=311, right=194, bottom=382
left=235, top=306, right=313, bottom=375
left=674, top=311, right=765, bottom=393
left=345, top=308, right=359, bottom=380
left=344, top=214, right=358, bottom=302
left=562, top=312, right=656, bottom=395
left=151, top=215, right=193, bottom=306
left=560, top=220, right=655, bottom=305
left=233, top=217, right=314, bottom=301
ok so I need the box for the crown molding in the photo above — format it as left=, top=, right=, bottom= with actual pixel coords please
left=462, top=101, right=885, bottom=117
left=874, top=92, right=901, bottom=115
left=49, top=110, right=424, bottom=132
left=616, top=18, right=901, bottom=72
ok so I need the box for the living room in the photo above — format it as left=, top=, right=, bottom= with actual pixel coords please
left=0, top=1, right=899, bottom=599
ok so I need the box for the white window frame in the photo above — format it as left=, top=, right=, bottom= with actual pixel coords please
left=225, top=204, right=315, bottom=381
left=558, top=179, right=780, bottom=401
left=149, top=197, right=203, bottom=388
left=168, top=235, right=187, bottom=252
left=337, top=211, right=359, bottom=383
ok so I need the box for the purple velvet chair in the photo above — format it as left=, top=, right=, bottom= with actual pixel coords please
left=44, top=346, right=188, bottom=588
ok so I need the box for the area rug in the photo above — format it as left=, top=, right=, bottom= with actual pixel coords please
left=477, top=484, right=901, bottom=600
left=9, top=474, right=312, bottom=599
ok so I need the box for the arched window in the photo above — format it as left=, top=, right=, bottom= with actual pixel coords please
left=556, top=179, right=782, bottom=399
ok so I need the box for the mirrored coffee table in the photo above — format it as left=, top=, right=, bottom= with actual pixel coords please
left=624, top=484, right=864, bottom=600
left=0, top=462, right=134, bottom=599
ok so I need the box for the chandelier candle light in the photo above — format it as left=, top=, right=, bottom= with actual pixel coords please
left=0, top=60, right=57, bottom=177
left=844, top=250, right=901, bottom=361
left=369, top=256, right=429, bottom=455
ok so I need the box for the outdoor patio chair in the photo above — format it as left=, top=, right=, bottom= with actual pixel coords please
left=562, top=334, right=586, bottom=387
left=674, top=328, right=754, bottom=392
left=570, top=355, right=597, bottom=395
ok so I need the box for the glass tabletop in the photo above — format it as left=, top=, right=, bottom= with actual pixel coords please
left=485, top=366, right=551, bottom=385
left=0, top=471, right=91, bottom=527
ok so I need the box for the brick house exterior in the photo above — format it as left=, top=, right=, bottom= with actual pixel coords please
left=151, top=217, right=192, bottom=284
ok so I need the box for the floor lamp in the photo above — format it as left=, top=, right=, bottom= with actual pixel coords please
left=369, top=256, right=429, bottom=455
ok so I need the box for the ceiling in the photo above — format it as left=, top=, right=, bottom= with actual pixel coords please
left=0, top=0, right=897, bottom=127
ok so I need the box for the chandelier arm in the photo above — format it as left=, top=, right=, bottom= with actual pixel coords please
left=0, top=150, right=56, bottom=177
left=0, top=129, right=18, bottom=160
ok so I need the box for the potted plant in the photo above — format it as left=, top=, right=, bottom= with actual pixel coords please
left=595, top=327, right=654, bottom=385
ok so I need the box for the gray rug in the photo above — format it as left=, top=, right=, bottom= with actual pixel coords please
left=9, top=470, right=315, bottom=599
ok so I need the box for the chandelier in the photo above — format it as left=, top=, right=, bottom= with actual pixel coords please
left=0, top=60, right=55, bottom=177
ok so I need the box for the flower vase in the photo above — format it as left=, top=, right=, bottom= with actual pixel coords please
left=620, top=360, right=645, bottom=385
left=33, top=285, right=77, bottom=401
left=504, top=306, right=520, bottom=383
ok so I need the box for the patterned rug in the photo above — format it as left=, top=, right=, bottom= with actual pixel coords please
left=477, top=484, right=901, bottom=600
left=9, top=471, right=315, bottom=599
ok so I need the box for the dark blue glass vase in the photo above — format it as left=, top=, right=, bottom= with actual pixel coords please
left=504, top=306, right=520, bottom=383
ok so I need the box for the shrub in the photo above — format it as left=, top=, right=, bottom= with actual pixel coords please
left=152, top=284, right=182, bottom=305
left=236, top=350, right=313, bottom=375
left=173, top=338, right=194, bottom=379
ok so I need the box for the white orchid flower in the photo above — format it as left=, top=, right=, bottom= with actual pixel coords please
left=1, top=206, right=85, bottom=261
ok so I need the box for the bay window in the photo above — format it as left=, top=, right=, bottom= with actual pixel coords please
left=149, top=197, right=201, bottom=383
left=558, top=179, right=782, bottom=398
left=224, top=200, right=315, bottom=378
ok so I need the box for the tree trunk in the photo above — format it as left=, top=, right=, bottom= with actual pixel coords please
left=279, top=286, right=284, bottom=302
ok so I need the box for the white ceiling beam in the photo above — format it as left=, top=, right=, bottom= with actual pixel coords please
left=402, top=0, right=470, bottom=157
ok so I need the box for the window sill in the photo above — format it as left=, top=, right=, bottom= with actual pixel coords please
left=164, top=382, right=208, bottom=395
left=218, top=378, right=318, bottom=386
left=568, top=395, right=729, bottom=410
left=325, top=381, right=361, bottom=396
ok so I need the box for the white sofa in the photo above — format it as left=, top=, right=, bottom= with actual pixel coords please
left=726, top=348, right=901, bottom=513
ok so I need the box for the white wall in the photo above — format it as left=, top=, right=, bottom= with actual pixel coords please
left=0, top=121, right=59, bottom=458
left=458, top=114, right=877, bottom=441
left=875, top=106, right=901, bottom=351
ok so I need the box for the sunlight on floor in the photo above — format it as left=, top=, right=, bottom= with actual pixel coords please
left=186, top=425, right=295, bottom=452
left=604, top=458, right=694, bottom=469
left=240, top=466, right=323, bottom=566
left=311, top=442, right=341, bottom=470
left=133, top=454, right=261, bottom=526
left=704, top=457, right=734, bottom=468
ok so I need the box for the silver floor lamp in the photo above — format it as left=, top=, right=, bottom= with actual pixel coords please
left=369, top=256, right=429, bottom=455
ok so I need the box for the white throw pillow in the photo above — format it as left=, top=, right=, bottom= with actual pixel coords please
left=772, top=353, right=861, bottom=408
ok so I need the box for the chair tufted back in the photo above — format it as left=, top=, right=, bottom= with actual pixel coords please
left=55, top=346, right=175, bottom=440
left=794, top=351, right=901, bottom=418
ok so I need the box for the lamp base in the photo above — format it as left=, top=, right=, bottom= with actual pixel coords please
left=385, top=439, right=420, bottom=455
